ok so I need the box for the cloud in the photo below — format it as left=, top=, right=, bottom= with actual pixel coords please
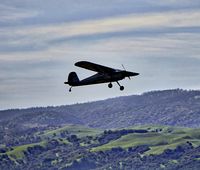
left=150, top=0, right=200, bottom=6
left=11, top=10, right=200, bottom=36
left=0, top=4, right=39, bottom=23
left=0, top=9, right=200, bottom=56
left=0, top=1, right=200, bottom=109
left=85, top=33, right=200, bottom=57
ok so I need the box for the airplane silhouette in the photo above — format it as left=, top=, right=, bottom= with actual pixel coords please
left=64, top=61, right=139, bottom=92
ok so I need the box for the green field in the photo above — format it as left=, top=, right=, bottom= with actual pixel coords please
left=3, top=125, right=200, bottom=162
left=91, top=126, right=200, bottom=155
left=6, top=141, right=46, bottom=159
left=40, top=124, right=102, bottom=138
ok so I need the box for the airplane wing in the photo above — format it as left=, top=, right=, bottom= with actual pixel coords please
left=75, top=61, right=116, bottom=74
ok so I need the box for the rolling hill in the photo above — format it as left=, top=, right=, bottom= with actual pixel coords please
left=0, top=89, right=200, bottom=130
left=0, top=89, right=200, bottom=169
left=0, top=125, right=200, bottom=170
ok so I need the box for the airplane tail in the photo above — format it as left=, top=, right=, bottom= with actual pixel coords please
left=65, top=72, right=80, bottom=86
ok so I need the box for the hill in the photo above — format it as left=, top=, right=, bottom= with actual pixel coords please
left=0, top=89, right=200, bottom=131
left=0, top=89, right=200, bottom=169
left=0, top=125, right=200, bottom=170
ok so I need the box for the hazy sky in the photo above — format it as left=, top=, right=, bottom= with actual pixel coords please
left=0, top=0, right=200, bottom=109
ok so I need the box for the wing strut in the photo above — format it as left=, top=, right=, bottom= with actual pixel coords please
left=116, top=81, right=124, bottom=91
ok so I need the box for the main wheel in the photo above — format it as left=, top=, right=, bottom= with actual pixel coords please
left=120, top=86, right=124, bottom=91
left=108, top=83, right=113, bottom=88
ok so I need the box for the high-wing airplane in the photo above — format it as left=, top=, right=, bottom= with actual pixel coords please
left=64, top=61, right=139, bottom=92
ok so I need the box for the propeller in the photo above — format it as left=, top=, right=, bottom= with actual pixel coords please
left=122, top=64, right=131, bottom=80
left=122, top=64, right=126, bottom=70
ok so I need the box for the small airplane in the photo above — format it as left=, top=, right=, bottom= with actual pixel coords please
left=64, top=61, right=139, bottom=92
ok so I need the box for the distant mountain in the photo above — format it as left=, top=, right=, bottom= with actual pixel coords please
left=0, top=89, right=200, bottom=130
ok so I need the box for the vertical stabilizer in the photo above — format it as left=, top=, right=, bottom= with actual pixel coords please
left=67, top=72, right=79, bottom=86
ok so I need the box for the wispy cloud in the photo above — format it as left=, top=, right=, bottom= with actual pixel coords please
left=85, top=33, right=200, bottom=57
left=0, top=0, right=200, bottom=109
left=151, top=0, right=200, bottom=6
left=0, top=4, right=39, bottom=23
left=9, top=10, right=200, bottom=36
left=0, top=9, right=200, bottom=56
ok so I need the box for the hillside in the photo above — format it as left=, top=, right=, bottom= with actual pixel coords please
left=0, top=89, right=200, bottom=169
left=0, top=125, right=200, bottom=170
left=0, top=89, right=200, bottom=131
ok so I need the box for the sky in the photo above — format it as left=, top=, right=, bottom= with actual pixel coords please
left=0, top=0, right=200, bottom=110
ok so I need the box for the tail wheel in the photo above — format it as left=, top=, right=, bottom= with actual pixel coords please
left=69, top=87, right=72, bottom=92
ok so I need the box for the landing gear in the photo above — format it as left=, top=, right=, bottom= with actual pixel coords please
left=116, top=81, right=124, bottom=91
left=120, top=86, right=124, bottom=91
left=108, top=83, right=113, bottom=88
left=69, top=87, right=72, bottom=92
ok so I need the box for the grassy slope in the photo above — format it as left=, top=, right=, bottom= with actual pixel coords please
left=6, top=141, right=46, bottom=159
left=3, top=125, right=200, bottom=161
left=40, top=124, right=102, bottom=138
left=91, top=126, right=200, bottom=155
left=4, top=125, right=101, bottom=160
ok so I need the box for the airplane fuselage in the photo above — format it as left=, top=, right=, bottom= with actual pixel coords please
left=76, top=72, right=124, bottom=86
left=69, top=70, right=138, bottom=86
